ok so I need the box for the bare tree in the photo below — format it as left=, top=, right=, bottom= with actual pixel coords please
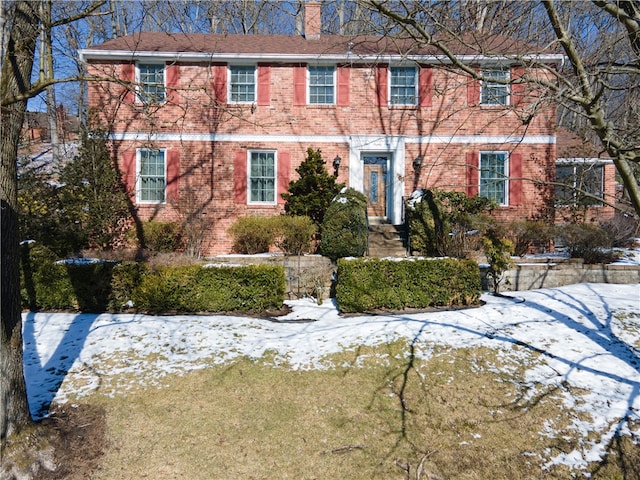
left=367, top=0, right=640, bottom=218
left=1, top=0, right=106, bottom=443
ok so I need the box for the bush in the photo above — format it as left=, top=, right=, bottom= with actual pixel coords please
left=281, top=147, right=344, bottom=228
left=319, top=188, right=368, bottom=261
left=482, top=226, right=515, bottom=294
left=132, top=264, right=285, bottom=314
left=555, top=223, right=619, bottom=264
left=229, top=216, right=277, bottom=254
left=506, top=220, right=554, bottom=256
left=273, top=215, right=317, bottom=255
left=336, top=257, right=481, bottom=313
left=599, top=214, right=640, bottom=248
left=143, top=221, right=184, bottom=253
left=406, top=190, right=495, bottom=258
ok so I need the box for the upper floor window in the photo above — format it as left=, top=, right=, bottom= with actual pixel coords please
left=390, top=67, right=417, bottom=105
left=479, top=151, right=509, bottom=205
left=138, top=149, right=166, bottom=203
left=137, top=63, right=165, bottom=103
left=481, top=68, right=509, bottom=106
left=556, top=162, right=604, bottom=206
left=308, top=66, right=335, bottom=104
left=229, top=65, right=256, bottom=103
left=248, top=150, right=276, bottom=204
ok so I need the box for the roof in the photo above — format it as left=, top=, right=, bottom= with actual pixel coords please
left=80, top=31, right=563, bottom=64
left=556, top=128, right=610, bottom=160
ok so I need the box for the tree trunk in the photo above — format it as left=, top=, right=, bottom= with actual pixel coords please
left=1, top=0, right=41, bottom=442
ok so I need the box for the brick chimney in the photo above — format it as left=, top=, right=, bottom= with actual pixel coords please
left=305, top=1, right=322, bottom=40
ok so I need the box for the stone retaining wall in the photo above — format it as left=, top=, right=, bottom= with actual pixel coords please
left=212, top=255, right=639, bottom=298
left=481, top=258, right=640, bottom=292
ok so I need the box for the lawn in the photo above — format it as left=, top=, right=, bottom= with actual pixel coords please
left=10, top=283, right=640, bottom=478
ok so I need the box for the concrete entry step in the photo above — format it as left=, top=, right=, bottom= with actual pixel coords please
left=367, top=221, right=407, bottom=258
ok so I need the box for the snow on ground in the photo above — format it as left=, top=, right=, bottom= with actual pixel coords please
left=23, top=282, right=640, bottom=474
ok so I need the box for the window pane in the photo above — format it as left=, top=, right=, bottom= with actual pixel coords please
left=481, top=69, right=508, bottom=105
left=230, top=66, right=255, bottom=102
left=556, top=164, right=604, bottom=206
left=139, top=150, right=165, bottom=202
left=390, top=67, right=417, bottom=105
left=309, top=66, right=335, bottom=104
left=480, top=152, right=507, bottom=204
left=249, top=151, right=275, bottom=203
left=139, top=64, right=165, bottom=103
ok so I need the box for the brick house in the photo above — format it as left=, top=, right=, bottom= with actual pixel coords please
left=79, top=2, right=563, bottom=256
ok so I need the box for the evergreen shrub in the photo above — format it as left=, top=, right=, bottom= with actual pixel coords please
left=319, top=188, right=368, bottom=261
left=336, top=257, right=481, bottom=313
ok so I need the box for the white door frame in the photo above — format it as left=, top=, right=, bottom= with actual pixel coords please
left=349, top=135, right=406, bottom=224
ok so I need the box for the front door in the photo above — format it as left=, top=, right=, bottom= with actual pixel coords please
left=363, top=155, right=389, bottom=218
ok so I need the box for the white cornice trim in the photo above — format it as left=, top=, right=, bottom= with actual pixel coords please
left=557, top=157, right=613, bottom=164
left=79, top=48, right=564, bottom=66
left=109, top=132, right=556, bottom=144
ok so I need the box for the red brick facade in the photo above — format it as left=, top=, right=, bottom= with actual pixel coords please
left=81, top=30, right=561, bottom=256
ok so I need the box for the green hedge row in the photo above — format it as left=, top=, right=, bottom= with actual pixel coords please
left=335, top=257, right=481, bottom=313
left=20, top=246, right=284, bottom=314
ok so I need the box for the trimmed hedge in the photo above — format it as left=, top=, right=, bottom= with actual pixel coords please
left=335, top=257, right=481, bottom=313
left=20, top=245, right=285, bottom=313
left=132, top=264, right=285, bottom=314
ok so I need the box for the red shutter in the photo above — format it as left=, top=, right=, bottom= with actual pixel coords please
left=418, top=66, right=433, bottom=107
left=509, top=152, right=523, bottom=206
left=213, top=65, right=227, bottom=104
left=257, top=64, right=271, bottom=106
left=466, top=151, right=479, bottom=197
left=165, top=63, right=180, bottom=104
left=467, top=68, right=480, bottom=106
left=293, top=65, right=306, bottom=106
left=337, top=65, right=350, bottom=106
left=511, top=66, right=525, bottom=107
left=166, top=150, right=180, bottom=203
left=121, top=63, right=135, bottom=103
left=277, top=151, right=291, bottom=205
left=234, top=150, right=247, bottom=204
left=122, top=149, right=137, bottom=199
left=376, top=65, right=388, bottom=106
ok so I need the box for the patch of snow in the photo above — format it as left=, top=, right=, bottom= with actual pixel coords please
left=20, top=278, right=640, bottom=476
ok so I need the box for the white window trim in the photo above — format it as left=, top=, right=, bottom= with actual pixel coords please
left=136, top=148, right=167, bottom=204
left=247, top=149, right=278, bottom=205
left=307, top=65, right=336, bottom=105
left=479, top=150, right=509, bottom=206
left=135, top=62, right=166, bottom=104
left=388, top=66, right=418, bottom=106
left=228, top=65, right=257, bottom=104
left=480, top=68, right=510, bottom=106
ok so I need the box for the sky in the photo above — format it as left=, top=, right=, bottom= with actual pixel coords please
left=21, top=252, right=640, bottom=475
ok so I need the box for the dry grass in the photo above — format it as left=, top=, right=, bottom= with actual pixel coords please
left=77, top=341, right=637, bottom=480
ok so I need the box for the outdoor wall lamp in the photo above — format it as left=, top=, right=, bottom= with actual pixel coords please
left=333, top=155, right=341, bottom=175
left=413, top=155, right=423, bottom=171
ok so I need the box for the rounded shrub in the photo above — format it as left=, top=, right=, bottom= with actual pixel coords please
left=319, top=188, right=368, bottom=261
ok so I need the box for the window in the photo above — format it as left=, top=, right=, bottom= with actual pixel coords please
left=480, top=152, right=508, bottom=205
left=481, top=68, right=509, bottom=106
left=390, top=67, right=417, bottom=105
left=138, top=63, right=165, bottom=103
left=138, top=149, right=166, bottom=202
left=249, top=150, right=276, bottom=204
left=556, top=163, right=604, bottom=206
left=308, top=66, right=335, bottom=104
left=229, top=65, right=256, bottom=103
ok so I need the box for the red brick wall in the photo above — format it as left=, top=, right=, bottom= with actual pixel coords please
left=87, top=61, right=558, bottom=255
